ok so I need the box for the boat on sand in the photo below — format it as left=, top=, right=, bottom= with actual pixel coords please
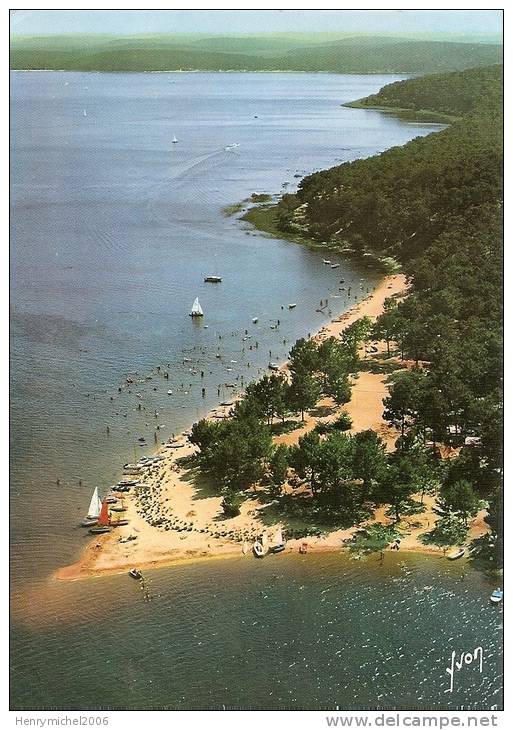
left=89, top=499, right=112, bottom=535
left=447, top=548, right=465, bottom=560
left=269, top=527, right=286, bottom=554
left=253, top=540, right=265, bottom=558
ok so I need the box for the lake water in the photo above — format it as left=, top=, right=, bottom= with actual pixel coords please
left=11, top=71, right=502, bottom=710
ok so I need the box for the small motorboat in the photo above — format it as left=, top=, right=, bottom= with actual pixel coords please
left=225, top=142, right=240, bottom=150
left=288, top=303, right=297, bottom=309
left=268, top=362, right=279, bottom=371
left=204, top=276, right=222, bottom=283
left=89, top=525, right=111, bottom=535
left=129, top=568, right=143, bottom=580
left=167, top=390, right=173, bottom=395
left=105, top=496, right=118, bottom=504
left=331, top=263, right=340, bottom=269
left=447, top=548, right=466, bottom=560
left=323, top=259, right=331, bottom=265
left=253, top=540, right=265, bottom=558
left=252, top=317, right=258, bottom=323
left=490, top=589, right=503, bottom=604
left=111, top=518, right=129, bottom=527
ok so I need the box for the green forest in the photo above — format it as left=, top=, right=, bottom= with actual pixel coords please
left=10, top=33, right=502, bottom=73
left=203, top=64, right=502, bottom=566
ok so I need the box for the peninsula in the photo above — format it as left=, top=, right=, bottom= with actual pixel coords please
left=58, top=64, right=502, bottom=581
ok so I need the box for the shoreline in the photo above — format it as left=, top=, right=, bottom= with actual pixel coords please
left=11, top=69, right=413, bottom=76
left=55, top=273, right=488, bottom=582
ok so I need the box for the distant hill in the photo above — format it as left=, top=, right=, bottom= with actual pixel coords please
left=10, top=33, right=502, bottom=73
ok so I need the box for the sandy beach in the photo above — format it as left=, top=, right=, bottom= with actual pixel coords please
left=56, top=274, right=488, bottom=581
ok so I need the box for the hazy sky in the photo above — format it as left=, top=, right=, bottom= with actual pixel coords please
left=10, top=9, right=503, bottom=37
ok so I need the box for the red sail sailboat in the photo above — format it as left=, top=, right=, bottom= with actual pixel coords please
left=88, top=499, right=112, bottom=534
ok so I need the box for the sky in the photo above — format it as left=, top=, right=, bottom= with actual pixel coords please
left=9, top=9, right=503, bottom=38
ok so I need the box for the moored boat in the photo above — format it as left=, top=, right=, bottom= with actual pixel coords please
left=89, top=525, right=111, bottom=534
left=129, top=568, right=143, bottom=580
left=490, top=589, right=503, bottom=604
left=204, top=276, right=222, bottom=283
left=288, top=303, right=297, bottom=309
left=86, top=487, right=102, bottom=517
left=89, top=499, right=111, bottom=534
left=190, top=297, right=204, bottom=317
left=268, top=362, right=279, bottom=371
left=80, top=517, right=98, bottom=527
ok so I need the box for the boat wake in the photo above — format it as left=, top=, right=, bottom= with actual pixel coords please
left=145, top=146, right=236, bottom=231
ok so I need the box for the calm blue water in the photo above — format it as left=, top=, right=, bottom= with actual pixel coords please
left=11, top=72, right=501, bottom=712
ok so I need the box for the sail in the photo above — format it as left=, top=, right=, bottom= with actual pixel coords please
left=273, top=528, right=283, bottom=545
left=87, top=488, right=101, bottom=519
left=172, top=134, right=178, bottom=143
left=97, top=499, right=110, bottom=527
left=190, top=297, right=203, bottom=316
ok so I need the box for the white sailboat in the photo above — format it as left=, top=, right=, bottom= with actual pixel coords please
left=190, top=297, right=204, bottom=317
left=81, top=487, right=102, bottom=526
left=172, top=134, right=178, bottom=144
left=87, top=487, right=102, bottom=519
left=83, top=109, right=87, bottom=117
